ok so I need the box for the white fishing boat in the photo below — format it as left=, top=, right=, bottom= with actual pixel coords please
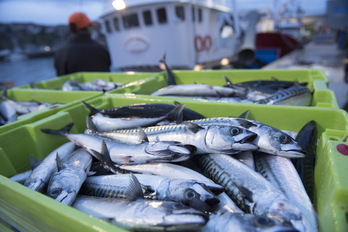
left=100, top=0, right=257, bottom=71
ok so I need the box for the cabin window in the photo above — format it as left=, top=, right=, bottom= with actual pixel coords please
left=191, top=6, right=195, bottom=21
left=113, top=17, right=120, bottom=31
left=122, top=13, right=139, bottom=29
left=175, top=6, right=185, bottom=21
left=198, top=8, right=202, bottom=22
left=156, top=8, right=167, bottom=24
left=105, top=20, right=112, bottom=33
left=142, top=10, right=153, bottom=26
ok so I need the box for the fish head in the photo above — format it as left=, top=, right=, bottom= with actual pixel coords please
left=257, top=127, right=305, bottom=158
left=145, top=201, right=208, bottom=231
left=158, top=179, right=220, bottom=211
left=210, top=212, right=299, bottom=232
left=47, top=171, right=83, bottom=205
left=204, top=126, right=258, bottom=154
left=253, top=192, right=302, bottom=226
left=145, top=141, right=196, bottom=162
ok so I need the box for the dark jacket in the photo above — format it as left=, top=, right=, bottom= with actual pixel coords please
left=54, top=33, right=111, bottom=76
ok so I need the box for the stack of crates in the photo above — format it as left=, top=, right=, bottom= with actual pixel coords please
left=0, top=69, right=347, bottom=232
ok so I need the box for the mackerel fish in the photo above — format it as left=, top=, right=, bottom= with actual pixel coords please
left=41, top=123, right=195, bottom=164
left=194, top=154, right=304, bottom=230
left=86, top=122, right=258, bottom=154
left=24, top=142, right=77, bottom=192
left=185, top=117, right=305, bottom=158
left=254, top=151, right=318, bottom=232
left=47, top=148, right=92, bottom=205
left=73, top=195, right=208, bottom=231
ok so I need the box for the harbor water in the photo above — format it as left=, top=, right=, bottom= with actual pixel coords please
left=0, top=57, right=57, bottom=87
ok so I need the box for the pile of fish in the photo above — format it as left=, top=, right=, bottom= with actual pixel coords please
left=0, top=89, right=60, bottom=125
left=151, top=77, right=312, bottom=106
left=10, top=101, right=319, bottom=232
left=62, top=78, right=125, bottom=92
left=156, top=55, right=312, bottom=106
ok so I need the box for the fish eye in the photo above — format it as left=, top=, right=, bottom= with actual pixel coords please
left=230, top=127, right=241, bottom=136
left=279, top=134, right=291, bottom=144
left=254, top=216, right=275, bottom=227
left=50, top=188, right=62, bottom=198
left=184, top=189, right=199, bottom=200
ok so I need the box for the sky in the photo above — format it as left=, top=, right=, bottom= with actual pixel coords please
left=0, top=0, right=327, bottom=26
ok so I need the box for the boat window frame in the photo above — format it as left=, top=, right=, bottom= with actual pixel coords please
left=104, top=19, right=112, bottom=33
left=122, top=12, right=140, bottom=30
left=191, top=6, right=203, bottom=23
left=156, top=7, right=168, bottom=24
left=175, top=5, right=185, bottom=21
left=142, top=9, right=153, bottom=26
left=113, top=17, right=120, bottom=31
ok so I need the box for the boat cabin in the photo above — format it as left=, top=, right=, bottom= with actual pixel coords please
left=100, top=0, right=241, bottom=71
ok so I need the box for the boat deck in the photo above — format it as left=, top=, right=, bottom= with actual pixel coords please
left=262, top=41, right=347, bottom=109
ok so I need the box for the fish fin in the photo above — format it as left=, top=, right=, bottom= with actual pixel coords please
left=29, top=155, right=41, bottom=170
left=88, top=140, right=123, bottom=174
left=223, top=75, right=233, bottom=86
left=165, top=103, right=185, bottom=122
left=40, top=122, right=74, bottom=136
left=184, top=122, right=205, bottom=133
left=85, top=116, right=99, bottom=133
left=138, top=128, right=149, bottom=143
left=125, top=174, right=144, bottom=201
left=159, top=52, right=166, bottom=63
left=235, top=184, right=254, bottom=203
left=238, top=110, right=250, bottom=119
left=55, top=152, right=64, bottom=171
left=186, top=198, right=214, bottom=213
left=81, top=101, right=100, bottom=115
left=86, top=171, right=96, bottom=176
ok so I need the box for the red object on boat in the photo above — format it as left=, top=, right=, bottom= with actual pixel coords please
left=256, top=32, right=300, bottom=57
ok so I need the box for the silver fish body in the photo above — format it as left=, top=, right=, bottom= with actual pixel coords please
left=9, top=170, right=32, bottom=184
left=187, top=117, right=305, bottom=158
left=89, top=103, right=184, bottom=132
left=195, top=154, right=304, bottom=227
left=65, top=133, right=194, bottom=164
left=199, top=212, right=298, bottom=232
left=151, top=84, right=244, bottom=97
left=47, top=148, right=92, bottom=205
left=91, top=123, right=258, bottom=154
left=254, top=152, right=318, bottom=232
left=23, top=142, right=77, bottom=192
left=0, top=101, right=18, bottom=123
left=119, top=163, right=243, bottom=213
left=72, top=195, right=208, bottom=231
left=255, top=85, right=312, bottom=106
left=81, top=174, right=222, bottom=206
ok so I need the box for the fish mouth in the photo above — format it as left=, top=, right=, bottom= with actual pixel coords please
left=50, top=189, right=77, bottom=205
left=280, top=149, right=306, bottom=158
left=25, top=180, right=46, bottom=192
left=239, top=133, right=258, bottom=144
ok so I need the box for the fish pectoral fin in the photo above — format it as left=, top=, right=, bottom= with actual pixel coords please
left=86, top=116, right=99, bottom=133
left=55, top=152, right=64, bottom=171
left=125, top=174, right=145, bottom=201
left=40, top=122, right=74, bottom=136
left=184, top=122, right=205, bottom=133
left=138, top=128, right=149, bottom=143
left=29, top=154, right=41, bottom=170
left=234, top=184, right=254, bottom=203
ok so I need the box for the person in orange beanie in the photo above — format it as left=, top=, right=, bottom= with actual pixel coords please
left=54, top=12, right=111, bottom=76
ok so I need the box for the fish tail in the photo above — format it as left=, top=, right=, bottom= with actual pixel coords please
left=41, top=122, right=74, bottom=136
left=81, top=101, right=100, bottom=115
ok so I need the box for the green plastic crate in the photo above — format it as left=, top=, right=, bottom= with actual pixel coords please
left=14, top=71, right=159, bottom=91
left=0, top=89, right=102, bottom=134
left=0, top=94, right=347, bottom=232
left=107, top=69, right=338, bottom=108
